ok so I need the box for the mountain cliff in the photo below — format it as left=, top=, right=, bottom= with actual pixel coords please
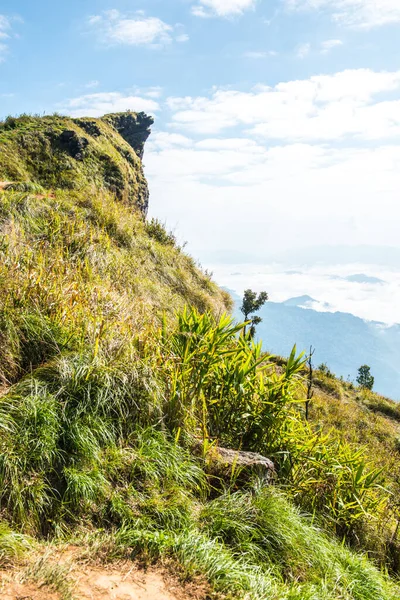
left=0, top=111, right=153, bottom=214
left=0, top=112, right=231, bottom=387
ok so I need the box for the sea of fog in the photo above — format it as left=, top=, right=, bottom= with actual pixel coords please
left=207, top=262, right=400, bottom=326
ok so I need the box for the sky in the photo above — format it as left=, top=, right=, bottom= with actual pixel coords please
left=1, top=0, right=400, bottom=320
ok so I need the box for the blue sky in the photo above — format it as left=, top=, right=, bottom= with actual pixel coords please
left=2, top=0, right=400, bottom=118
left=1, top=0, right=400, bottom=303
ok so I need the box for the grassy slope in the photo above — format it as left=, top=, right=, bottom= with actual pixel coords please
left=0, top=187, right=230, bottom=387
left=308, top=372, right=400, bottom=565
left=0, top=114, right=400, bottom=599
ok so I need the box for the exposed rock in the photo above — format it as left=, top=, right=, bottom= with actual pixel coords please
left=58, top=130, right=89, bottom=161
left=193, top=440, right=275, bottom=483
left=102, top=111, right=154, bottom=159
left=74, top=118, right=102, bottom=138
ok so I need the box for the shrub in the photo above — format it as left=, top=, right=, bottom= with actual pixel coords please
left=145, top=218, right=177, bottom=246
left=318, top=362, right=334, bottom=378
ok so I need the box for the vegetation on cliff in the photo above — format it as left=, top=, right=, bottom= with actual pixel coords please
left=0, top=113, right=400, bottom=599
left=0, top=112, right=153, bottom=214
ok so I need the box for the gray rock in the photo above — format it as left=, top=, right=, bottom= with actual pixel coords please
left=74, top=118, right=102, bottom=138
left=193, top=440, right=275, bottom=483
left=102, top=111, right=154, bottom=160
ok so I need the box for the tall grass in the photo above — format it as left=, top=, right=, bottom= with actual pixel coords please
left=67, top=484, right=400, bottom=600
left=0, top=305, right=390, bottom=546
left=0, top=182, right=399, bottom=596
left=0, top=188, right=229, bottom=384
left=0, top=523, right=32, bottom=564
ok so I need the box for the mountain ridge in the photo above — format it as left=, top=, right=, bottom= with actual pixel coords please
left=229, top=289, right=400, bottom=399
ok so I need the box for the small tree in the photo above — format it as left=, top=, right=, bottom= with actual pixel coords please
left=306, top=345, right=315, bottom=421
left=240, top=289, right=268, bottom=338
left=357, top=365, right=374, bottom=390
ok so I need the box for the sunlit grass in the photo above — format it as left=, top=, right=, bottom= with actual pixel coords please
left=0, top=179, right=399, bottom=599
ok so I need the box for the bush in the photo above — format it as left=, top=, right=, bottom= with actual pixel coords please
left=318, top=362, right=334, bottom=378
left=154, top=307, right=305, bottom=454
left=145, top=218, right=177, bottom=246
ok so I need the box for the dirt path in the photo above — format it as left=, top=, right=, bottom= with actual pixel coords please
left=0, top=554, right=210, bottom=600
left=74, top=565, right=186, bottom=600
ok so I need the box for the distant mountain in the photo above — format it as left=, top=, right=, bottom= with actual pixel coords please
left=202, top=245, right=400, bottom=267
left=281, top=295, right=316, bottom=307
left=331, top=273, right=385, bottom=284
left=230, top=290, right=400, bottom=400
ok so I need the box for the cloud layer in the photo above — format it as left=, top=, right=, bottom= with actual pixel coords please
left=286, top=0, right=400, bottom=28
left=167, top=69, right=400, bottom=140
left=209, top=262, right=400, bottom=324
left=143, top=68, right=400, bottom=262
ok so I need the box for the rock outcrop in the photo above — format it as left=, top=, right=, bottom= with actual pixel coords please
left=102, top=112, right=154, bottom=160
left=0, top=112, right=153, bottom=216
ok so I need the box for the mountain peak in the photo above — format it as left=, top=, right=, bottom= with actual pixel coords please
left=282, top=295, right=316, bottom=307
left=0, top=111, right=153, bottom=215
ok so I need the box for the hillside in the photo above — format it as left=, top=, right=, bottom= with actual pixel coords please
left=228, top=289, right=400, bottom=398
left=0, top=112, right=154, bottom=214
left=1, top=113, right=400, bottom=600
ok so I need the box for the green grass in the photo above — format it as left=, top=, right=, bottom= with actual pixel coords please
left=0, top=523, right=32, bottom=564
left=0, top=188, right=229, bottom=385
left=3, top=182, right=46, bottom=193
left=61, top=478, right=400, bottom=600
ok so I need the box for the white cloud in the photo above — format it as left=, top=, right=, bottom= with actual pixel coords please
left=85, top=80, right=99, bottom=89
left=146, top=69, right=400, bottom=272
left=176, top=33, right=190, bottom=43
left=321, top=39, right=343, bottom=53
left=192, top=0, right=257, bottom=18
left=143, top=86, right=163, bottom=99
left=128, top=85, right=164, bottom=99
left=0, top=17, right=10, bottom=42
left=243, top=50, right=277, bottom=58
left=286, top=0, right=400, bottom=28
left=59, top=92, right=159, bottom=118
left=296, top=42, right=311, bottom=58
left=147, top=131, right=193, bottom=151
left=167, top=69, right=400, bottom=140
left=146, top=136, right=400, bottom=267
left=88, top=11, right=174, bottom=47
left=0, top=15, right=14, bottom=63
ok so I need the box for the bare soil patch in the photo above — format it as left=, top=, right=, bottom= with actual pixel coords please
left=0, top=552, right=211, bottom=600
